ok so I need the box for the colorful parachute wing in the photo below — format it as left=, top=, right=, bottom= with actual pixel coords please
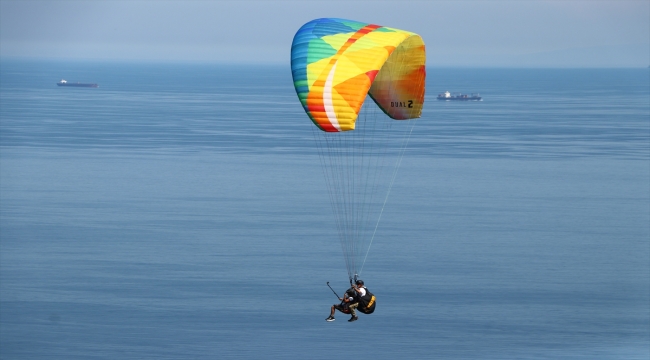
left=291, top=18, right=426, bottom=132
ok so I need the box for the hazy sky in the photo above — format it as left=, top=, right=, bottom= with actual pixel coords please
left=1, top=0, right=648, bottom=67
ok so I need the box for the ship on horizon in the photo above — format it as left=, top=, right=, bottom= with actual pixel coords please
left=437, top=91, right=481, bottom=101
left=57, top=79, right=98, bottom=88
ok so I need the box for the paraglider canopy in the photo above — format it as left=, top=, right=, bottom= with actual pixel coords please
left=291, top=18, right=426, bottom=132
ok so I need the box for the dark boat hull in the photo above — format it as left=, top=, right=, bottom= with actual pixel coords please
left=57, top=83, right=98, bottom=88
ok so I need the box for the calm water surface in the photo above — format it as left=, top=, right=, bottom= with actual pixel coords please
left=1, top=62, right=649, bottom=359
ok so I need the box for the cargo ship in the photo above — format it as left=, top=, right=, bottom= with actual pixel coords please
left=57, top=79, right=98, bottom=88
left=437, top=91, right=481, bottom=101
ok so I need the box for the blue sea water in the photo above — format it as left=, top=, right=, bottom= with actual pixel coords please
left=1, top=61, right=649, bottom=359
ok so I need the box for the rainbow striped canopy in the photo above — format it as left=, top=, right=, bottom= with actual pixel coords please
left=291, top=18, right=426, bottom=132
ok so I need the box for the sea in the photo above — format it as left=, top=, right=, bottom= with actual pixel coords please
left=1, top=61, right=649, bottom=359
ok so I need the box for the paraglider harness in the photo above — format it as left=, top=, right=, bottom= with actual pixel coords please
left=356, top=287, right=376, bottom=314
